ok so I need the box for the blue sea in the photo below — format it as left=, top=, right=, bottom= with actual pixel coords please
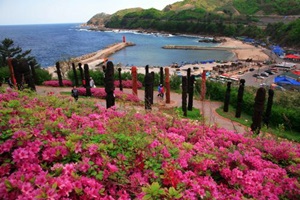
left=0, top=23, right=233, bottom=68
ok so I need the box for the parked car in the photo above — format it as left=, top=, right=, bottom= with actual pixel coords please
left=253, top=73, right=259, bottom=77
left=249, top=68, right=255, bottom=71
left=260, top=72, right=269, bottom=77
left=257, top=76, right=265, bottom=80
left=265, top=70, right=275, bottom=75
left=270, top=68, right=278, bottom=72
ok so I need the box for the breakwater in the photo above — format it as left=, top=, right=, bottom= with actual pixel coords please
left=46, top=42, right=135, bottom=76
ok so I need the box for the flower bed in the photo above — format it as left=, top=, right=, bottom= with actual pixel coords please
left=43, top=80, right=73, bottom=87
left=0, top=88, right=300, bottom=199
left=77, top=87, right=140, bottom=102
left=114, top=80, right=143, bottom=89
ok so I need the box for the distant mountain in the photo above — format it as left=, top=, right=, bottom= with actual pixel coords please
left=87, top=13, right=111, bottom=28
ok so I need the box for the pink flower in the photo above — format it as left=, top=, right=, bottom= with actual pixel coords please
left=88, top=144, right=98, bottom=155
left=149, top=139, right=161, bottom=149
left=43, top=80, right=73, bottom=87
left=161, top=147, right=171, bottom=158
left=107, top=163, right=118, bottom=173
left=63, top=163, right=76, bottom=175
left=12, top=147, right=36, bottom=164
left=0, top=139, right=14, bottom=154
left=21, top=182, right=34, bottom=195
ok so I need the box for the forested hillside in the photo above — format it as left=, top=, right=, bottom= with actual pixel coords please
left=164, top=0, right=300, bottom=15
left=87, top=0, right=300, bottom=48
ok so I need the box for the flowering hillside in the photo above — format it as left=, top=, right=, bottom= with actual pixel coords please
left=0, top=88, right=300, bottom=199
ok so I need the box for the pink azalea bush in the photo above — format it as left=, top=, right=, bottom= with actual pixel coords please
left=0, top=88, right=300, bottom=199
left=114, top=80, right=143, bottom=89
left=77, top=87, right=140, bottom=102
left=43, top=80, right=73, bottom=87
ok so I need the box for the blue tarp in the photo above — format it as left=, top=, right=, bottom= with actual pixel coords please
left=274, top=76, right=300, bottom=86
left=243, top=38, right=255, bottom=43
left=271, top=45, right=285, bottom=56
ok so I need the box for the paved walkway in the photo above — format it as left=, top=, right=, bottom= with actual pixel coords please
left=35, top=86, right=248, bottom=134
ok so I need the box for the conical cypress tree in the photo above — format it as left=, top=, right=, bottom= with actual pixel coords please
left=223, top=82, right=232, bottom=112
left=263, top=89, right=274, bottom=128
left=55, top=62, right=63, bottom=87
left=84, top=64, right=91, bottom=96
left=251, top=87, right=266, bottom=134
left=235, top=79, right=245, bottom=118
left=105, top=61, right=115, bottom=109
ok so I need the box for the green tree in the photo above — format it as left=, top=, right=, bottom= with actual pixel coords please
left=0, top=38, right=50, bottom=85
left=0, top=38, right=32, bottom=67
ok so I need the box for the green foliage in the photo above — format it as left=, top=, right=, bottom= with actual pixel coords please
left=170, top=74, right=181, bottom=91
left=166, top=187, right=183, bottom=199
left=0, top=38, right=46, bottom=85
left=0, top=38, right=32, bottom=67
left=142, top=182, right=165, bottom=200
left=34, top=68, right=51, bottom=85
left=0, top=67, right=10, bottom=83
left=102, top=0, right=300, bottom=47
left=198, top=80, right=300, bottom=133
left=90, top=70, right=105, bottom=86
left=266, top=19, right=300, bottom=48
left=139, top=8, right=162, bottom=20
left=233, top=0, right=260, bottom=15
left=176, top=107, right=202, bottom=120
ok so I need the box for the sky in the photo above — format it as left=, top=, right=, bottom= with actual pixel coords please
left=0, top=0, right=181, bottom=25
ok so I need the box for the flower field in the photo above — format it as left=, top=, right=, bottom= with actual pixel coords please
left=43, top=80, right=73, bottom=87
left=114, top=80, right=143, bottom=89
left=43, top=80, right=143, bottom=90
left=76, top=88, right=140, bottom=103
left=0, top=88, right=300, bottom=199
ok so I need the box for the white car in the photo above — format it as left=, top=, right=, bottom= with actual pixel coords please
left=257, top=76, right=264, bottom=79
left=260, top=72, right=269, bottom=77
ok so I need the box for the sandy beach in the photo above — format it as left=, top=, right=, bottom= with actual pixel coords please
left=220, top=37, right=269, bottom=61
left=46, top=36, right=270, bottom=77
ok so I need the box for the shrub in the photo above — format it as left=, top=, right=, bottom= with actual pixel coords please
left=170, top=74, right=181, bottom=91
left=0, top=88, right=299, bottom=199
left=200, top=81, right=300, bottom=132
left=0, top=67, right=10, bottom=83
left=34, top=68, right=51, bottom=85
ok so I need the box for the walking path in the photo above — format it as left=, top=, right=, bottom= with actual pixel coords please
left=36, top=86, right=248, bottom=134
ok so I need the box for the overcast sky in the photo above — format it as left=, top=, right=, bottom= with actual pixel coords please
left=0, top=0, right=181, bottom=25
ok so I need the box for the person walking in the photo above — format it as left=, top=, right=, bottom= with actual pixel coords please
left=71, top=86, right=79, bottom=101
left=90, top=77, right=95, bottom=88
left=7, top=77, right=14, bottom=88
left=158, top=84, right=165, bottom=99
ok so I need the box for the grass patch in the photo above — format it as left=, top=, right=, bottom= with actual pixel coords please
left=216, top=105, right=300, bottom=143
left=216, top=105, right=252, bottom=127
left=175, top=107, right=202, bottom=120
left=61, top=91, right=71, bottom=95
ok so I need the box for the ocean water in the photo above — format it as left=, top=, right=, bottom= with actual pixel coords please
left=0, top=23, right=233, bottom=68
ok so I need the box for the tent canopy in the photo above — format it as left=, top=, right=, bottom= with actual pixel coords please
left=285, top=54, right=300, bottom=59
left=272, top=46, right=284, bottom=56
left=274, top=76, right=300, bottom=86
